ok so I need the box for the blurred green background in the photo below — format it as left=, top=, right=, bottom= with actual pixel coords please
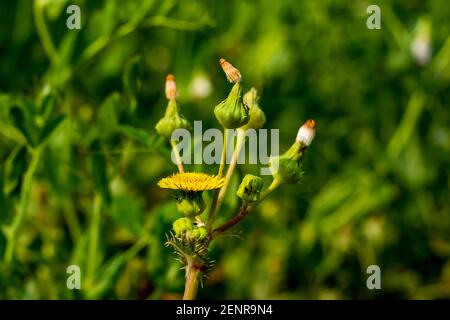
left=1, top=0, right=450, bottom=299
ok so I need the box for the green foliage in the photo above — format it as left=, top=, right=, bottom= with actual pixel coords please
left=0, top=0, right=449, bottom=299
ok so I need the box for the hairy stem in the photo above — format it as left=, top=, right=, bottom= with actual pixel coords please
left=183, top=261, right=201, bottom=300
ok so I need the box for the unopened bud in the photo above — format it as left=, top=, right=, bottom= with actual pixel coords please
left=220, top=58, right=242, bottom=83
left=173, top=217, right=193, bottom=236
left=175, top=192, right=205, bottom=217
left=214, top=82, right=249, bottom=129
left=165, top=74, right=178, bottom=100
left=155, top=99, right=191, bottom=138
left=236, top=174, right=263, bottom=203
left=241, top=87, right=266, bottom=130
left=190, top=226, right=208, bottom=240
left=270, top=120, right=316, bottom=185
left=296, top=119, right=316, bottom=147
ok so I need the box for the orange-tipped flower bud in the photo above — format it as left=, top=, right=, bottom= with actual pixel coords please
left=165, top=74, right=178, bottom=100
left=220, top=58, right=242, bottom=83
left=296, top=119, right=316, bottom=147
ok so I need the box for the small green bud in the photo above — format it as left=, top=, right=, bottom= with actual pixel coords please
left=172, top=217, right=193, bottom=236
left=269, top=142, right=304, bottom=185
left=236, top=174, right=264, bottom=203
left=155, top=99, right=191, bottom=138
left=190, top=226, right=208, bottom=240
left=270, top=120, right=316, bottom=184
left=175, top=191, right=206, bottom=217
left=214, top=82, right=249, bottom=129
left=241, top=88, right=266, bottom=131
left=197, top=227, right=208, bottom=239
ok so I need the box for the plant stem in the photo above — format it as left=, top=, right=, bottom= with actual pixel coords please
left=206, top=128, right=230, bottom=229
left=4, top=147, right=42, bottom=263
left=61, top=197, right=82, bottom=242
left=183, top=261, right=201, bottom=300
left=170, top=140, right=185, bottom=173
left=217, top=129, right=228, bottom=177
left=86, top=193, right=102, bottom=285
left=214, top=129, right=245, bottom=215
left=258, top=178, right=281, bottom=204
left=213, top=178, right=281, bottom=236
left=33, top=0, right=59, bottom=65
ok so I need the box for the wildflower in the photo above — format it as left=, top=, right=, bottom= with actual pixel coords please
left=296, top=119, right=316, bottom=147
left=165, top=74, right=178, bottom=100
left=236, top=174, right=263, bottom=203
left=155, top=74, right=190, bottom=138
left=158, top=172, right=224, bottom=192
left=270, top=119, right=316, bottom=185
left=241, top=87, right=266, bottom=131
left=158, top=172, right=224, bottom=217
left=220, top=58, right=242, bottom=83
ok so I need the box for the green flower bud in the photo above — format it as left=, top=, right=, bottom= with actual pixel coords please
left=214, top=82, right=249, bottom=129
left=190, top=226, right=208, bottom=240
left=270, top=120, right=316, bottom=184
left=175, top=191, right=206, bottom=217
left=236, top=174, right=263, bottom=203
left=172, top=217, right=193, bottom=236
left=269, top=142, right=304, bottom=185
left=155, top=99, right=191, bottom=138
left=241, top=88, right=266, bottom=131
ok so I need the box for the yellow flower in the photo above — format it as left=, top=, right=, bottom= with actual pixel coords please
left=158, top=172, right=225, bottom=192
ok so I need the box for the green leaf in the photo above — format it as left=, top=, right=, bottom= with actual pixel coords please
left=38, top=115, right=65, bottom=145
left=119, top=125, right=151, bottom=145
left=9, top=106, right=36, bottom=147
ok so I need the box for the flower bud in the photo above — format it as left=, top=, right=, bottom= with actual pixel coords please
left=241, top=87, right=266, bottom=131
left=270, top=151, right=304, bottom=185
left=175, top=191, right=205, bottom=217
left=214, top=82, right=249, bottom=129
left=220, top=58, right=242, bottom=83
left=155, top=99, right=191, bottom=138
left=236, top=174, right=263, bottom=203
left=190, top=226, right=208, bottom=240
left=296, top=119, right=316, bottom=147
left=270, top=120, right=316, bottom=185
left=172, top=217, right=193, bottom=236
left=165, top=74, right=178, bottom=100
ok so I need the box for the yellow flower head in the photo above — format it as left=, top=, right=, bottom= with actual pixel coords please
left=158, top=172, right=225, bottom=192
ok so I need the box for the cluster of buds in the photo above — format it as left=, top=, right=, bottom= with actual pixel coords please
left=155, top=75, right=191, bottom=138
left=155, top=58, right=316, bottom=300
left=172, top=217, right=208, bottom=241
left=242, top=87, right=266, bottom=131
left=270, top=120, right=316, bottom=185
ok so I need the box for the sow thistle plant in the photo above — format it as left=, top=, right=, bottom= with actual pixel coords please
left=155, top=59, right=316, bottom=300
